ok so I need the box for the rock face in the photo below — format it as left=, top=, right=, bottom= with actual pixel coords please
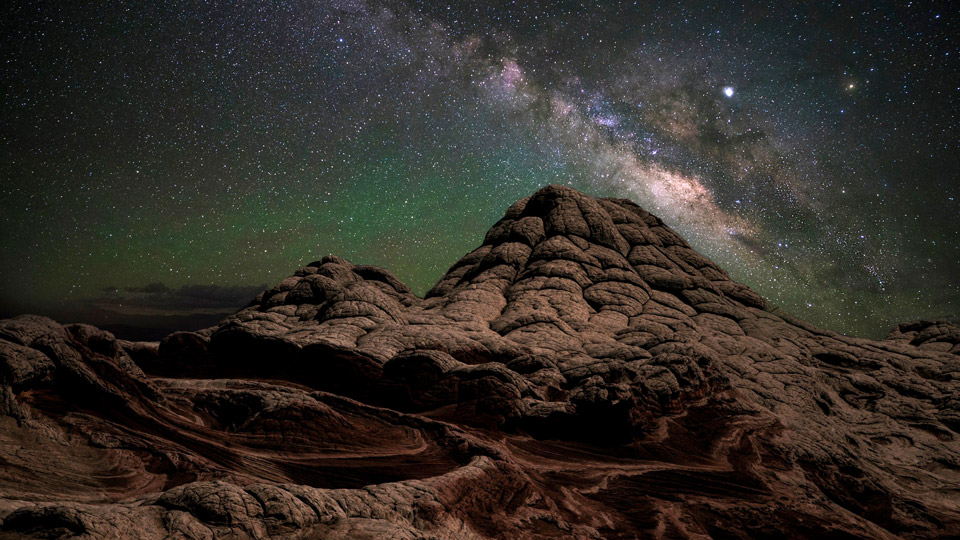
left=1, top=185, right=958, bottom=539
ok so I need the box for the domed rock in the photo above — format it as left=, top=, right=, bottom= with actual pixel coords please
left=1, top=185, right=958, bottom=539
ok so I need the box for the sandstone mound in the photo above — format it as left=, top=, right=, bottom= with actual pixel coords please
left=1, top=185, right=958, bottom=539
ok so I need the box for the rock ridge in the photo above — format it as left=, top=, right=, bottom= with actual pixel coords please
left=1, top=185, right=958, bottom=539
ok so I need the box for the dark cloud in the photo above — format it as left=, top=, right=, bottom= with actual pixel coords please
left=92, top=283, right=267, bottom=316
left=125, top=282, right=172, bottom=294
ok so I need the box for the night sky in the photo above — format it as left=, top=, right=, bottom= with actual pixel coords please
left=2, top=1, right=958, bottom=338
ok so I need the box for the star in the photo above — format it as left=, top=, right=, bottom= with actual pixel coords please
left=0, top=1, right=956, bottom=340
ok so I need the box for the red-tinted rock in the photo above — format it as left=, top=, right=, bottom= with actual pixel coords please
left=1, top=186, right=958, bottom=539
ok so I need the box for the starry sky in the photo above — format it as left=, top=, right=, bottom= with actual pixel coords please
left=1, top=0, right=958, bottom=338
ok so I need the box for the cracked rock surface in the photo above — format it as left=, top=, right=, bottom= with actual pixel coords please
left=1, top=185, right=958, bottom=539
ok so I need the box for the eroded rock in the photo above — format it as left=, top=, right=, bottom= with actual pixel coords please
left=1, top=185, right=958, bottom=539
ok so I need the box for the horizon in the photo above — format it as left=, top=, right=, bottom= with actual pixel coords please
left=2, top=2, right=957, bottom=339
left=2, top=185, right=956, bottom=342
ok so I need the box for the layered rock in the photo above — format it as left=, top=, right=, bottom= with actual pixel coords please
left=1, top=185, right=958, bottom=539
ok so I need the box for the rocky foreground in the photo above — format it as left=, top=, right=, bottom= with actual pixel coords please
left=1, top=185, right=958, bottom=539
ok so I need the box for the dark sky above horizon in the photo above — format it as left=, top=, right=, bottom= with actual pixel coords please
left=2, top=0, right=958, bottom=338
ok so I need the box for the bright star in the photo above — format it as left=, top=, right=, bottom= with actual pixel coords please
left=723, top=86, right=734, bottom=97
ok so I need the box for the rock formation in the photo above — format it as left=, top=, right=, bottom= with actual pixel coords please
left=1, top=185, right=958, bottom=539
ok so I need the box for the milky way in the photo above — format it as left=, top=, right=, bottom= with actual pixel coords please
left=1, top=1, right=958, bottom=337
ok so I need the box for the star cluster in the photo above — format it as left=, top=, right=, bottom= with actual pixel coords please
left=1, top=0, right=958, bottom=337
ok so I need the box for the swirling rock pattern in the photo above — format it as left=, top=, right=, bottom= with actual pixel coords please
left=1, top=185, right=958, bottom=539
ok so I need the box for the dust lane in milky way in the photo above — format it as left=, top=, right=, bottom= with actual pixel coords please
left=1, top=1, right=957, bottom=338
